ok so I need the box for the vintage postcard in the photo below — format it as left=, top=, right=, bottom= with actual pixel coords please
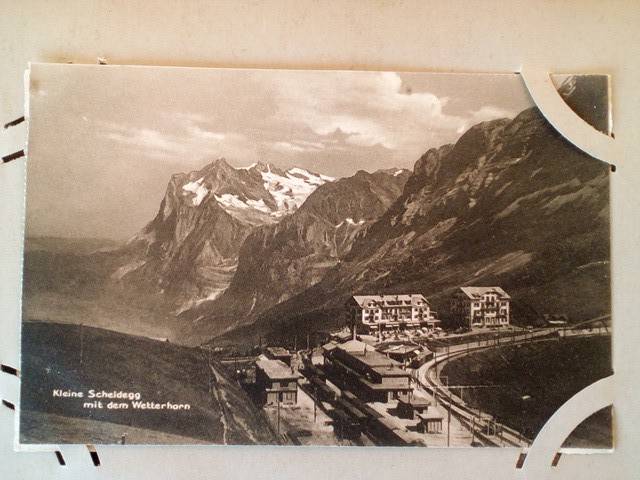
left=20, top=64, right=611, bottom=448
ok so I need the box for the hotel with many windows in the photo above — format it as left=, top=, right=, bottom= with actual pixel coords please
left=347, top=294, right=440, bottom=334
left=450, top=286, right=511, bottom=329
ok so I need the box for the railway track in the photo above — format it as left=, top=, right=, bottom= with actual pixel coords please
left=415, top=336, right=546, bottom=447
left=418, top=322, right=611, bottom=447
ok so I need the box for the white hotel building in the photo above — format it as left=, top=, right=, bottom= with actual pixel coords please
left=347, top=294, right=440, bottom=334
left=450, top=286, right=511, bottom=329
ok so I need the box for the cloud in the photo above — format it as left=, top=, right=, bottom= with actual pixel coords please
left=456, top=105, right=516, bottom=133
left=470, top=105, right=514, bottom=123
left=272, top=141, right=307, bottom=153
left=171, top=112, right=210, bottom=124
left=271, top=139, right=328, bottom=154
left=103, top=124, right=190, bottom=156
left=98, top=116, right=242, bottom=161
left=94, top=72, right=522, bottom=172
left=186, top=123, right=226, bottom=141
left=271, top=71, right=467, bottom=151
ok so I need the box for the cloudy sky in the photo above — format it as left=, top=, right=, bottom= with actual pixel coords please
left=26, top=64, right=534, bottom=241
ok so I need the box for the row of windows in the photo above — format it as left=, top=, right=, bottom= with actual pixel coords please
left=472, top=318, right=509, bottom=324
left=271, top=381, right=297, bottom=389
left=472, top=301, right=508, bottom=308
left=362, top=308, right=428, bottom=314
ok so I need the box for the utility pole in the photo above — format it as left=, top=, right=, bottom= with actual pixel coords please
left=79, top=323, right=84, bottom=367
left=277, top=396, right=281, bottom=438
left=306, top=334, right=310, bottom=351
left=314, top=384, right=317, bottom=423
left=470, top=415, right=476, bottom=446
left=443, top=376, right=451, bottom=447
left=447, top=390, right=452, bottom=447
left=210, top=351, right=214, bottom=392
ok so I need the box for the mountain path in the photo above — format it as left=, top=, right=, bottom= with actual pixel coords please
left=202, top=350, right=230, bottom=444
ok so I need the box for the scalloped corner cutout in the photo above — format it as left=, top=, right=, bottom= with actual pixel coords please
left=520, top=67, right=619, bottom=165
left=561, top=405, right=613, bottom=450
left=516, top=375, right=614, bottom=479
left=550, top=74, right=612, bottom=136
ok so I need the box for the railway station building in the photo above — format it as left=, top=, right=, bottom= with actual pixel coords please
left=255, top=358, right=300, bottom=406
left=322, top=340, right=413, bottom=403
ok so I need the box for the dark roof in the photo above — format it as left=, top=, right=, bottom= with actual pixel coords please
left=350, top=350, right=399, bottom=369
left=351, top=294, right=430, bottom=308
left=459, top=286, right=511, bottom=299
left=371, top=366, right=411, bottom=377
left=398, top=396, right=430, bottom=408
left=357, top=375, right=412, bottom=391
left=266, top=346, right=291, bottom=357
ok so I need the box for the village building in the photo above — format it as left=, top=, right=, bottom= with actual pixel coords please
left=347, top=294, right=440, bottom=335
left=544, top=314, right=569, bottom=326
left=322, top=339, right=413, bottom=403
left=450, top=286, right=511, bottom=329
left=330, top=329, right=353, bottom=343
left=255, top=358, right=300, bottom=406
left=417, top=409, right=444, bottom=434
left=377, top=343, right=433, bottom=367
left=396, top=395, right=430, bottom=420
left=264, top=346, right=293, bottom=365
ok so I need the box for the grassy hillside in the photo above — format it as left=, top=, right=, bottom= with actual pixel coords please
left=441, top=336, right=612, bottom=448
left=20, top=321, right=277, bottom=445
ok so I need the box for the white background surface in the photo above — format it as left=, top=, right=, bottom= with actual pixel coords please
left=1, top=1, right=639, bottom=479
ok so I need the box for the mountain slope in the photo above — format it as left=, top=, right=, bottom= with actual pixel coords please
left=218, top=82, right=610, bottom=345
left=179, top=168, right=411, bottom=339
left=113, top=158, right=333, bottom=307
left=21, top=321, right=277, bottom=444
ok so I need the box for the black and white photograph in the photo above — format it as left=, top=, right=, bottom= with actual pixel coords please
left=20, top=64, right=612, bottom=448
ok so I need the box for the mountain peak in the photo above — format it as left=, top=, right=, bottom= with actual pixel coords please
left=201, top=157, right=233, bottom=171
left=373, top=167, right=411, bottom=178
left=252, top=161, right=275, bottom=173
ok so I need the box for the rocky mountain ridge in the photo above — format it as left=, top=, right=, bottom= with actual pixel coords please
left=204, top=77, right=610, bottom=346
left=112, top=158, right=333, bottom=307
left=180, top=168, right=411, bottom=331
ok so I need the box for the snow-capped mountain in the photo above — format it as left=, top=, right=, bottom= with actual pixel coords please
left=178, top=168, right=411, bottom=336
left=184, top=76, right=610, bottom=347
left=257, top=164, right=334, bottom=217
left=173, top=159, right=334, bottom=225
left=113, top=158, right=333, bottom=307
